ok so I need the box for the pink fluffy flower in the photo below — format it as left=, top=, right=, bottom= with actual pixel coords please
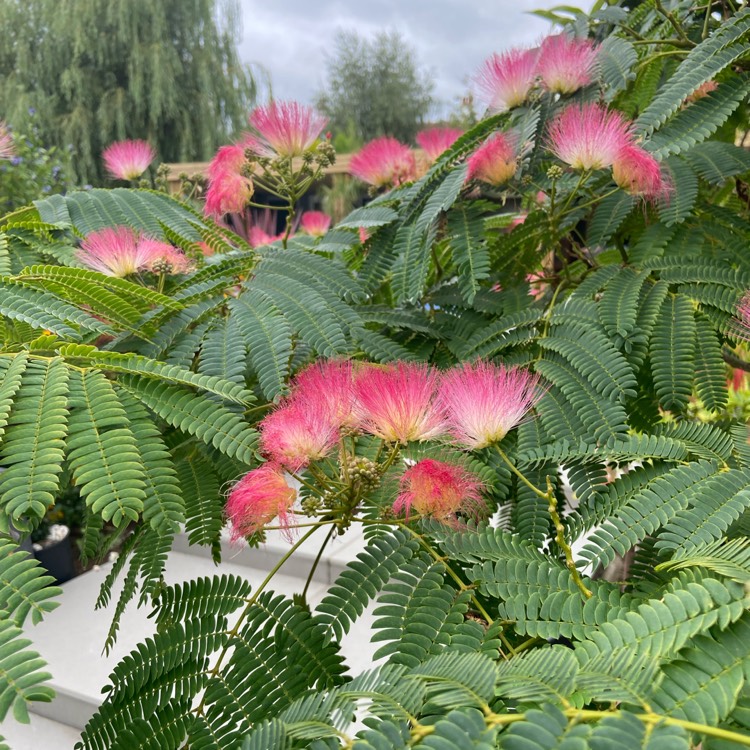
left=353, top=362, right=445, bottom=444
left=0, top=122, right=14, bottom=160
left=394, top=458, right=485, bottom=521
left=416, top=127, right=464, bottom=163
left=475, top=48, right=538, bottom=112
left=291, top=359, right=356, bottom=429
left=358, top=227, right=370, bottom=244
left=548, top=103, right=633, bottom=171
left=260, top=399, right=339, bottom=472
left=536, top=34, right=599, bottom=95
left=102, top=139, right=156, bottom=180
left=349, top=137, right=417, bottom=188
left=300, top=211, right=332, bottom=237
left=248, top=101, right=327, bottom=158
left=733, top=292, right=750, bottom=341
left=466, top=132, right=519, bottom=186
left=612, top=143, right=670, bottom=202
left=438, top=361, right=542, bottom=449
left=140, top=240, right=193, bottom=274
left=248, top=226, right=284, bottom=247
left=226, top=463, right=297, bottom=541
left=77, top=226, right=171, bottom=277
left=204, top=144, right=254, bottom=219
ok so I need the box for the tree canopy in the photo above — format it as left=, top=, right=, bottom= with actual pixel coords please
left=0, top=0, right=258, bottom=184
left=316, top=29, right=435, bottom=145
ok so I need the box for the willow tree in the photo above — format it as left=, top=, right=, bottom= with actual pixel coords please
left=0, top=0, right=257, bottom=184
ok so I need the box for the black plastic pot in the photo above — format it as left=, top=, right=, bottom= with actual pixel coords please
left=34, top=530, right=75, bottom=584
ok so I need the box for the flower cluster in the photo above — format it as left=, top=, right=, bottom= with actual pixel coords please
left=548, top=102, right=670, bottom=201
left=225, top=359, right=542, bottom=540
left=349, top=137, right=417, bottom=189
left=77, top=226, right=192, bottom=277
left=102, top=139, right=155, bottom=181
left=475, top=34, right=599, bottom=113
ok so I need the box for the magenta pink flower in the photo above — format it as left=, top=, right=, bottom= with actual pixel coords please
left=204, top=144, right=254, bottom=219
left=248, top=226, right=284, bottom=247
left=300, top=211, right=332, bottom=237
left=260, top=399, right=339, bottom=472
left=77, top=226, right=171, bottom=277
left=612, top=143, right=670, bottom=202
left=536, top=34, right=599, bottom=95
left=0, top=122, right=14, bottom=160
left=475, top=48, right=538, bottom=112
left=416, top=127, right=464, bottom=163
left=358, top=227, right=370, bottom=244
left=349, top=137, right=417, bottom=188
left=353, top=362, right=445, bottom=444
left=102, top=139, right=155, bottom=180
left=226, top=463, right=297, bottom=541
left=248, top=101, right=327, bottom=158
left=394, top=458, right=485, bottom=522
left=140, top=240, right=194, bottom=274
left=438, top=361, right=542, bottom=449
left=548, top=103, right=633, bottom=171
left=291, top=359, right=356, bottom=429
left=466, top=132, right=519, bottom=186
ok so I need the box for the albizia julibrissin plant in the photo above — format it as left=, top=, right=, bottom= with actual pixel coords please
left=3, top=2, right=750, bottom=749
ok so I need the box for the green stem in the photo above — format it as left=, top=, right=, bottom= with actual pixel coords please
left=560, top=186, right=621, bottom=219
left=301, top=525, right=335, bottom=600
left=194, top=524, right=321, bottom=716
left=494, top=446, right=592, bottom=599
left=654, top=0, right=695, bottom=46
left=560, top=171, right=590, bottom=214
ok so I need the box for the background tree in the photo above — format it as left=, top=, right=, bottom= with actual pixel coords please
left=316, top=29, right=434, bottom=144
left=0, top=0, right=258, bottom=184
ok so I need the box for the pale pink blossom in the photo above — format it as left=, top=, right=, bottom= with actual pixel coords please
left=548, top=103, right=633, bottom=171
left=475, top=48, right=538, bottom=112
left=733, top=292, right=750, bottom=341
left=260, top=399, right=339, bottom=471
left=394, top=458, right=485, bottom=521
left=526, top=271, right=547, bottom=299
left=226, top=463, right=297, bottom=541
left=612, top=143, right=670, bottom=202
left=686, top=80, right=719, bottom=103
left=140, top=240, right=194, bottom=274
left=0, top=122, right=14, bottom=160
left=300, top=211, right=332, bottom=237
left=102, top=139, right=156, bottom=180
left=248, top=226, right=284, bottom=247
left=536, top=34, right=599, bottom=95
left=204, top=144, right=254, bottom=219
left=291, top=359, right=356, bottom=429
left=358, top=227, right=370, bottom=244
left=349, top=137, right=417, bottom=188
left=248, top=101, right=327, bottom=158
left=77, top=226, right=171, bottom=277
left=416, top=127, right=464, bottom=163
left=438, top=361, right=542, bottom=449
left=353, top=362, right=445, bottom=444
left=466, top=132, right=518, bottom=186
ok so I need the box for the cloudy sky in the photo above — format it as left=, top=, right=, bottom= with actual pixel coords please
left=237, top=0, right=562, bottom=117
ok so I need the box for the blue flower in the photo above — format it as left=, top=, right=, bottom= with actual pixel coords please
left=28, top=107, right=36, bottom=116
left=10, top=156, right=23, bottom=166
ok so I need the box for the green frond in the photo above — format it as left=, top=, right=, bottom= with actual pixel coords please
left=650, top=293, right=696, bottom=412
left=371, top=555, right=483, bottom=667
left=598, top=267, right=650, bottom=340
left=647, top=76, right=750, bottom=158
left=58, top=345, right=253, bottom=404
left=658, top=156, right=699, bottom=226
left=685, top=140, right=750, bottom=184
left=335, top=205, right=399, bottom=230
left=579, top=460, right=719, bottom=569
left=230, top=292, right=292, bottom=400
left=598, top=36, right=638, bottom=101
left=354, top=328, right=421, bottom=362
left=357, top=224, right=400, bottom=293
left=391, top=222, right=431, bottom=305
left=0, top=358, right=69, bottom=527
left=176, top=453, right=224, bottom=557
left=657, top=537, right=750, bottom=582
left=66, top=369, right=146, bottom=527
left=153, top=574, right=253, bottom=631
left=315, top=529, right=419, bottom=641
left=197, top=316, right=247, bottom=386
left=0, top=538, right=61, bottom=626
left=414, top=164, right=468, bottom=234
left=456, top=308, right=540, bottom=360
left=588, top=191, right=635, bottom=247
left=447, top=204, right=490, bottom=304
left=636, top=8, right=750, bottom=135
left=495, top=646, right=578, bottom=704
left=651, top=615, right=750, bottom=726
left=118, top=376, right=258, bottom=464
left=0, top=620, right=54, bottom=724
